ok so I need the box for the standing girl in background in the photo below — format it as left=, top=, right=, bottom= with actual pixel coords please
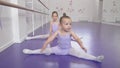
left=23, top=13, right=104, bottom=62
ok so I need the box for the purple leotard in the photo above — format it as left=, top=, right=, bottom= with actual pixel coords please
left=52, top=33, right=71, bottom=55
left=50, top=23, right=59, bottom=47
left=52, top=23, right=59, bottom=34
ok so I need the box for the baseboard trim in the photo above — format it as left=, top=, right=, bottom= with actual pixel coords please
left=0, top=40, right=14, bottom=52
left=102, top=22, right=120, bottom=26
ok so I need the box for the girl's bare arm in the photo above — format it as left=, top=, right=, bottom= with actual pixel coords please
left=70, top=31, right=87, bottom=52
left=41, top=31, right=59, bottom=52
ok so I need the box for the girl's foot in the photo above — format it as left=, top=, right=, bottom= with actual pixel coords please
left=96, top=55, right=104, bottom=62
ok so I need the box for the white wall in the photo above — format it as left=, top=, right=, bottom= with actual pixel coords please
left=102, top=0, right=120, bottom=23
left=0, top=0, right=13, bottom=52
left=0, top=0, right=49, bottom=52
left=47, top=0, right=100, bottom=22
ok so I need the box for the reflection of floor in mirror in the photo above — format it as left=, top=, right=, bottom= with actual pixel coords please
left=0, top=22, right=120, bottom=68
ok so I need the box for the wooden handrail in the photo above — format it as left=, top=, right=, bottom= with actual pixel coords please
left=38, top=0, right=49, bottom=10
left=0, top=0, right=49, bottom=15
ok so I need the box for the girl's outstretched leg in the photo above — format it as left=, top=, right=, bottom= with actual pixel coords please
left=23, top=47, right=52, bottom=55
left=23, top=49, right=42, bottom=54
left=69, top=48, right=104, bottom=62
left=26, top=34, right=49, bottom=40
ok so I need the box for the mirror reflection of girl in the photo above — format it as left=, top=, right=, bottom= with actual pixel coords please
left=23, top=13, right=104, bottom=62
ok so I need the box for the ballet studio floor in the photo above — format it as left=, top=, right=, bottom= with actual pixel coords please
left=0, top=22, right=120, bottom=68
